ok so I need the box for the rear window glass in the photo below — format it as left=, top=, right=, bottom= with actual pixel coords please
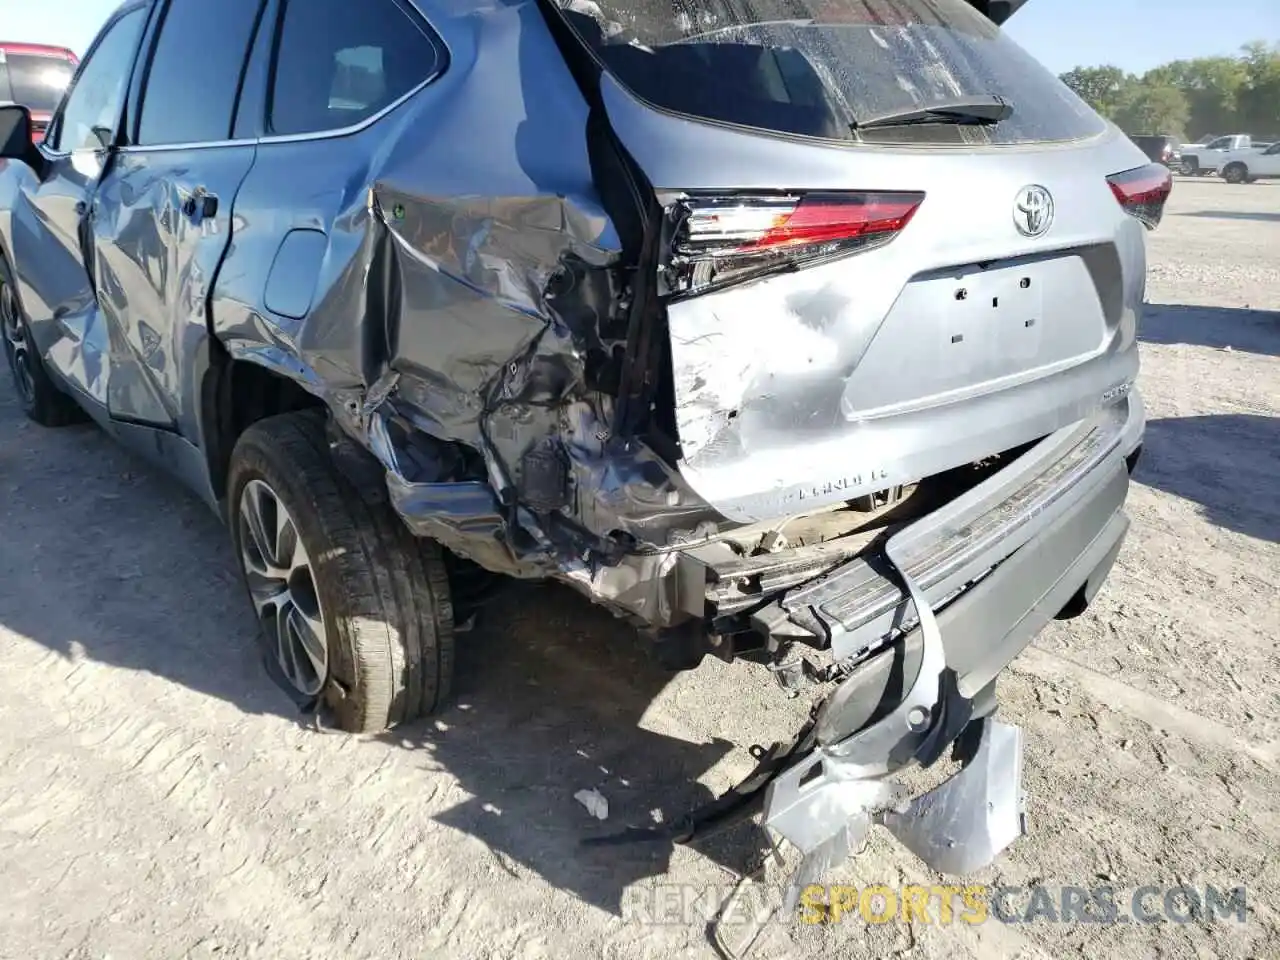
left=550, top=0, right=1105, bottom=145
left=268, top=0, right=444, bottom=137
left=0, top=52, right=75, bottom=114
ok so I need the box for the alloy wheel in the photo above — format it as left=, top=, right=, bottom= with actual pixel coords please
left=237, top=478, right=329, bottom=698
left=0, top=279, right=35, bottom=405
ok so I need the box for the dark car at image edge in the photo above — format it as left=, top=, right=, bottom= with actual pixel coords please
left=1129, top=133, right=1182, bottom=168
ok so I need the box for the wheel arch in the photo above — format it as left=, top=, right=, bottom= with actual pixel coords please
left=200, top=338, right=327, bottom=509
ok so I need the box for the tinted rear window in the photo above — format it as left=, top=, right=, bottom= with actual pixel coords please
left=0, top=52, right=75, bottom=114
left=551, top=0, right=1105, bottom=145
left=268, top=0, right=444, bottom=137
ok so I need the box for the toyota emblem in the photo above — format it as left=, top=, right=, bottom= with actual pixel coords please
left=1013, top=185, right=1054, bottom=238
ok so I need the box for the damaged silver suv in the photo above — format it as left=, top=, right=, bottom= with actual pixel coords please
left=1, top=0, right=1166, bottom=886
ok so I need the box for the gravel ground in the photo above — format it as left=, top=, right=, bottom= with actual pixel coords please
left=1, top=177, right=1277, bottom=960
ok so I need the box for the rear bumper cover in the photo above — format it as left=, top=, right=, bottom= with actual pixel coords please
left=758, top=392, right=1142, bottom=878
left=764, top=391, right=1140, bottom=689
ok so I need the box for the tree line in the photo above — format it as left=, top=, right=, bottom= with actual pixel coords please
left=1059, top=42, right=1280, bottom=141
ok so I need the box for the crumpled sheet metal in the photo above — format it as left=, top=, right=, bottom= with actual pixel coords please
left=763, top=526, right=1025, bottom=884
left=220, top=0, right=725, bottom=626
left=882, top=720, right=1027, bottom=876
left=763, top=541, right=947, bottom=854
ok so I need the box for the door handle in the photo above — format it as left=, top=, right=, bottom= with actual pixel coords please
left=181, top=188, right=219, bottom=222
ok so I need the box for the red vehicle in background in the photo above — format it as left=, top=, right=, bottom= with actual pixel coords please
left=0, top=43, right=78, bottom=143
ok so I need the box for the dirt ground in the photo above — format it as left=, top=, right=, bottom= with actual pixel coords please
left=1, top=177, right=1277, bottom=960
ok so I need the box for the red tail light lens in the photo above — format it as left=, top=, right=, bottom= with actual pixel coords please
left=1107, top=163, right=1173, bottom=230
left=666, top=192, right=925, bottom=297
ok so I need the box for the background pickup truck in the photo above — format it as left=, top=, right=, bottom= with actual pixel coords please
left=1218, top=141, right=1280, bottom=183
left=1178, top=134, right=1258, bottom=175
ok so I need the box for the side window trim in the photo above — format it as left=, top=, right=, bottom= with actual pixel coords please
left=125, top=0, right=269, bottom=150
left=231, top=0, right=283, bottom=141
left=113, top=0, right=449, bottom=151
left=259, top=0, right=450, bottom=144
left=226, top=0, right=276, bottom=142
left=123, top=0, right=169, bottom=147
left=41, top=0, right=153, bottom=158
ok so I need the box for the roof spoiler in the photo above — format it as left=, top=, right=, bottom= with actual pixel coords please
left=966, top=0, right=1029, bottom=24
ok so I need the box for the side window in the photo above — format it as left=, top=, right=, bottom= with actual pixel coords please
left=48, top=9, right=146, bottom=153
left=1266, top=144, right=1280, bottom=156
left=1206, top=137, right=1232, bottom=150
left=136, top=0, right=264, bottom=145
left=269, top=0, right=442, bottom=138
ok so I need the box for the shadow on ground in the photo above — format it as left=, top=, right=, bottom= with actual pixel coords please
left=383, top=582, right=772, bottom=915
left=1137, top=415, right=1280, bottom=543
left=1140, top=303, right=1279, bottom=357
left=0, top=384, right=772, bottom=919
left=1175, top=210, right=1280, bottom=223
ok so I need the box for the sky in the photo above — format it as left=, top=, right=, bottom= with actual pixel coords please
left=3, top=0, right=1278, bottom=75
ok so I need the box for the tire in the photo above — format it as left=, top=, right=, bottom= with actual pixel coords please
left=1180, top=158, right=1199, bottom=176
left=227, top=410, right=455, bottom=733
left=0, top=258, right=87, bottom=427
left=1223, top=163, right=1248, bottom=184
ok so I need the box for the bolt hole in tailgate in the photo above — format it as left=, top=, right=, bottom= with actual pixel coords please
left=843, top=247, right=1115, bottom=419
left=661, top=217, right=1143, bottom=524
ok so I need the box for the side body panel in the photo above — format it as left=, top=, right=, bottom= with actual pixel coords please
left=211, top=0, right=676, bottom=573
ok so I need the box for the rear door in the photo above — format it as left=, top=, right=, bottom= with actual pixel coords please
left=91, top=0, right=266, bottom=429
left=209, top=0, right=449, bottom=390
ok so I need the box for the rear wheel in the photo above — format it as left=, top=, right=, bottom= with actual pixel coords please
left=1222, top=162, right=1248, bottom=184
left=0, top=260, right=86, bottom=427
left=228, top=411, right=456, bottom=733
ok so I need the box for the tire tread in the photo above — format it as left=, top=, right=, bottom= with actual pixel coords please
left=227, top=410, right=455, bottom=732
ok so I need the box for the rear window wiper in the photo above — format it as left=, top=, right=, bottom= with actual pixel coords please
left=851, top=95, right=1014, bottom=131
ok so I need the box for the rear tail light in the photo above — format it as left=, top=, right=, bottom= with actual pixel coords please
left=664, top=192, right=925, bottom=297
left=1107, top=163, right=1173, bottom=230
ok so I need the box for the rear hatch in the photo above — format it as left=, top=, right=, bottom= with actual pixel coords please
left=547, top=0, right=1165, bottom=524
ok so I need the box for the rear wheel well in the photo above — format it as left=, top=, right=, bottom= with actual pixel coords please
left=203, top=339, right=325, bottom=502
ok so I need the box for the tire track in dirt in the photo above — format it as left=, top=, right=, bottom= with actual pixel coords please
left=1015, top=648, right=1279, bottom=768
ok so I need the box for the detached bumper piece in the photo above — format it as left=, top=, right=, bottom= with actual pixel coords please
left=692, top=545, right=1027, bottom=960
left=585, top=527, right=1029, bottom=882
left=882, top=719, right=1026, bottom=875
left=760, top=531, right=1026, bottom=903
